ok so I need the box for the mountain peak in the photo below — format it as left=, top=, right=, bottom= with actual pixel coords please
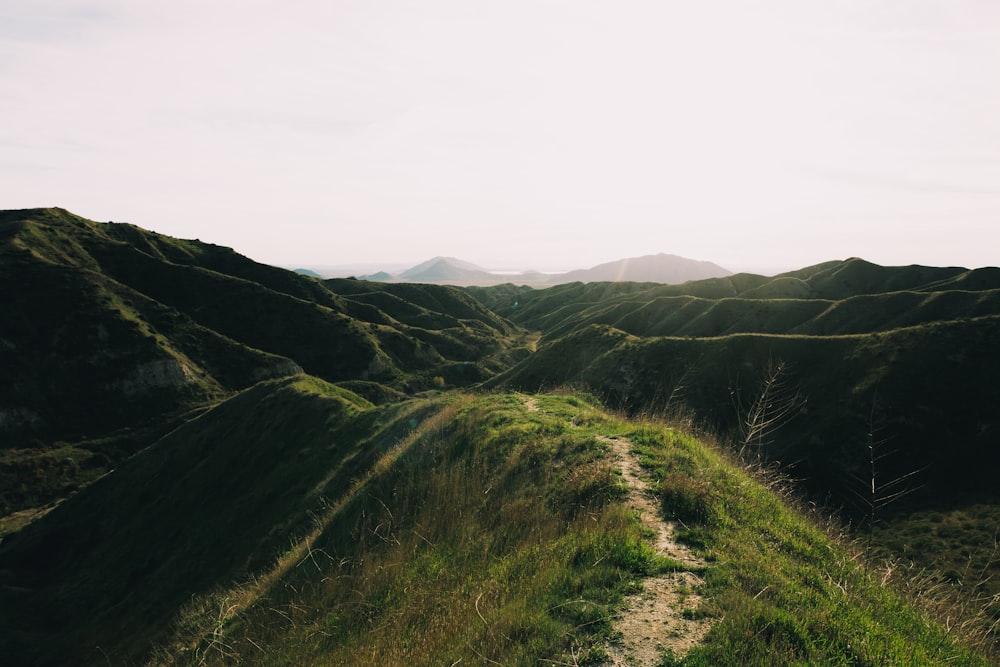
left=557, top=253, right=732, bottom=284
left=399, top=256, right=487, bottom=279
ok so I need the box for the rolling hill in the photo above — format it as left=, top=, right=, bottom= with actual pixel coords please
left=2, top=208, right=998, bottom=665
left=477, top=260, right=1000, bottom=510
left=1, top=381, right=991, bottom=665
left=470, top=258, right=1000, bottom=649
left=0, top=208, right=525, bottom=518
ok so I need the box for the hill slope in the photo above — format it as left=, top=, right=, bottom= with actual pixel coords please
left=0, top=208, right=524, bottom=518
left=0, top=209, right=521, bottom=429
left=3, top=209, right=999, bottom=664
left=478, top=260, right=1000, bottom=511
left=472, top=259, right=1000, bottom=645
left=0, top=384, right=989, bottom=665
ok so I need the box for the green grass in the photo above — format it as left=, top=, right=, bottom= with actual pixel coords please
left=1, top=377, right=400, bottom=664
left=150, top=393, right=647, bottom=666
left=492, top=316, right=1000, bottom=518
left=137, top=393, right=992, bottom=666
left=625, top=423, right=993, bottom=666
left=870, top=503, right=1000, bottom=644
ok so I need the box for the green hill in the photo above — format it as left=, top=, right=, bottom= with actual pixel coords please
left=3, top=209, right=999, bottom=665
left=470, top=260, right=1000, bottom=649
left=1, top=383, right=991, bottom=665
left=488, top=318, right=1000, bottom=505
left=473, top=261, right=1000, bottom=508
left=0, top=208, right=524, bottom=518
left=478, top=264, right=1000, bottom=513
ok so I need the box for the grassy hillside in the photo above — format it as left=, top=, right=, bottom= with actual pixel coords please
left=475, top=271, right=1000, bottom=339
left=489, top=318, right=1000, bottom=506
left=0, top=385, right=991, bottom=665
left=0, top=376, right=412, bottom=664
left=472, top=261, right=1000, bottom=648
left=525, top=288, right=1000, bottom=339
left=0, top=208, right=526, bottom=519
left=473, top=261, right=1000, bottom=514
left=5, top=210, right=998, bottom=664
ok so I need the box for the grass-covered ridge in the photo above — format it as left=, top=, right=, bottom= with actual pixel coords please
left=1, top=208, right=523, bottom=442
left=625, top=422, right=992, bottom=665
left=19, top=389, right=973, bottom=666
left=149, top=391, right=654, bottom=666
left=475, top=266, right=1000, bottom=636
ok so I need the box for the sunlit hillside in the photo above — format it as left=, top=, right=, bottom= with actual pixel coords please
left=2, top=381, right=993, bottom=665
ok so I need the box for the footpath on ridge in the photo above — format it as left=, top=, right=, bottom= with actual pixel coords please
left=521, top=395, right=711, bottom=665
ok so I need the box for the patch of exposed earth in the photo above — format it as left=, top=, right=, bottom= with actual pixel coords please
left=597, top=434, right=711, bottom=666
left=520, top=395, right=710, bottom=665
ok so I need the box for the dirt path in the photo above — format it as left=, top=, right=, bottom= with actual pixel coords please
left=597, top=435, right=711, bottom=666
left=520, top=395, right=711, bottom=665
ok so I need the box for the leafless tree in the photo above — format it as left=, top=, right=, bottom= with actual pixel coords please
left=732, top=358, right=804, bottom=461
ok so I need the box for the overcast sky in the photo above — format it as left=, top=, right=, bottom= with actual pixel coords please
left=3, top=1, right=999, bottom=273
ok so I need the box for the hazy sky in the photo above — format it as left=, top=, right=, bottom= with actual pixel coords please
left=3, top=1, right=999, bottom=273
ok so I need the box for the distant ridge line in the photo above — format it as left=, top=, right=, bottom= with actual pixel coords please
left=354, top=252, right=732, bottom=286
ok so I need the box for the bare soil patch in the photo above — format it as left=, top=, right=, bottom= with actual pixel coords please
left=520, top=396, right=711, bottom=664
left=598, top=434, right=712, bottom=666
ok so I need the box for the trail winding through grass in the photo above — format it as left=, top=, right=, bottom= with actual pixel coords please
left=598, top=434, right=711, bottom=665
left=520, top=395, right=711, bottom=665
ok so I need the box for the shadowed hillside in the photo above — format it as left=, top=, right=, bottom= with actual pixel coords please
left=472, top=259, right=1000, bottom=644
left=477, top=261, right=1000, bottom=510
left=488, top=319, right=1000, bottom=507
left=0, top=376, right=425, bottom=664
left=0, top=209, right=514, bottom=435
left=0, top=209, right=524, bottom=519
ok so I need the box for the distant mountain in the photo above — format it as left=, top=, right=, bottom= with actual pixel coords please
left=553, top=253, right=732, bottom=284
left=361, top=253, right=732, bottom=286
left=358, top=270, right=394, bottom=282
left=399, top=256, right=487, bottom=278
left=360, top=256, right=516, bottom=285
left=396, top=256, right=498, bottom=284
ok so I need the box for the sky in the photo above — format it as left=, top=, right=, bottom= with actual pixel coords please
left=2, top=1, right=999, bottom=274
